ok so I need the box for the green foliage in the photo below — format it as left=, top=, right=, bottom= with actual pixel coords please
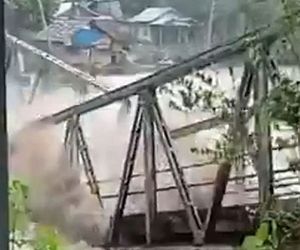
left=239, top=0, right=281, bottom=32
left=241, top=235, right=265, bottom=250
left=11, top=0, right=60, bottom=29
left=240, top=204, right=300, bottom=250
left=9, top=179, right=68, bottom=250
left=240, top=222, right=274, bottom=250
left=33, top=225, right=67, bottom=250
left=213, top=133, right=236, bottom=161
left=266, top=77, right=300, bottom=131
left=281, top=0, right=300, bottom=32
left=9, top=180, right=30, bottom=232
left=279, top=0, right=300, bottom=63
left=160, top=71, right=233, bottom=116
left=161, top=70, right=239, bottom=163
left=9, top=179, right=31, bottom=248
left=197, top=132, right=237, bottom=162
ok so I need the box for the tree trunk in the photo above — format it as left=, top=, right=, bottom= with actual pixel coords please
left=207, top=0, right=216, bottom=49
left=36, top=0, right=47, bottom=29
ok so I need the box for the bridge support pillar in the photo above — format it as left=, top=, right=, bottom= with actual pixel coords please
left=108, top=88, right=205, bottom=246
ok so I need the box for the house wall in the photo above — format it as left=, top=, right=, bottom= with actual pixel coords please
left=111, top=41, right=123, bottom=52
left=131, top=21, right=203, bottom=48
left=162, top=26, right=179, bottom=45
left=131, top=24, right=152, bottom=42
left=85, top=49, right=113, bottom=67
left=178, top=27, right=190, bottom=43
left=162, top=25, right=207, bottom=59
left=150, top=26, right=160, bottom=45
left=150, top=25, right=200, bottom=47
left=129, top=9, right=186, bottom=43
left=130, top=24, right=206, bottom=64
left=34, top=40, right=127, bottom=68
left=32, top=41, right=108, bottom=66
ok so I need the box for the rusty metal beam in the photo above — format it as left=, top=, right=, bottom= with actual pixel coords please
left=110, top=94, right=207, bottom=246
left=76, top=120, right=103, bottom=207
left=27, top=68, right=44, bottom=104
left=65, top=115, right=80, bottom=168
left=39, top=25, right=280, bottom=124
left=152, top=100, right=204, bottom=245
left=93, top=141, right=296, bottom=184
left=5, top=33, right=109, bottom=92
left=233, top=61, right=255, bottom=182
left=254, top=55, right=274, bottom=203
left=171, top=116, right=227, bottom=139
left=204, top=162, right=232, bottom=239
left=108, top=103, right=143, bottom=243
left=94, top=161, right=216, bottom=185
left=100, top=167, right=296, bottom=200
left=170, top=105, right=255, bottom=140
left=64, top=119, right=71, bottom=148
left=141, top=90, right=157, bottom=245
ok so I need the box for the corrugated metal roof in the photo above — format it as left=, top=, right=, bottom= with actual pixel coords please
left=86, top=0, right=123, bottom=19
left=151, top=16, right=197, bottom=27
left=128, top=7, right=180, bottom=23
left=150, top=12, right=181, bottom=25
left=91, top=19, right=131, bottom=44
left=35, top=17, right=130, bottom=46
left=72, top=28, right=106, bottom=48
left=53, top=2, right=73, bottom=18
left=35, top=19, right=91, bottom=43
left=128, top=7, right=198, bottom=27
left=52, top=2, right=99, bottom=18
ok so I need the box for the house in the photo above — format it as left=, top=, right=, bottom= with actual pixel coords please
left=84, top=0, right=124, bottom=20
left=32, top=1, right=130, bottom=68
left=34, top=16, right=131, bottom=67
left=128, top=7, right=202, bottom=47
left=52, top=2, right=99, bottom=19
left=53, top=1, right=124, bottom=20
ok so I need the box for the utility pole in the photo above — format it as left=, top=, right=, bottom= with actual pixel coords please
left=207, top=0, right=217, bottom=49
left=0, top=0, right=9, bottom=249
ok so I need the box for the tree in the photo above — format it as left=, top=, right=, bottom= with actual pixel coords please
left=36, top=0, right=48, bottom=29
left=238, top=0, right=282, bottom=32
left=9, top=179, right=68, bottom=249
left=11, top=0, right=61, bottom=29
left=119, top=0, right=151, bottom=17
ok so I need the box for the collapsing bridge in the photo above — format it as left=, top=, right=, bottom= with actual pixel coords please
left=6, top=20, right=300, bottom=247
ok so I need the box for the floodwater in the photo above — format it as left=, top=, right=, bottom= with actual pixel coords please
left=6, top=64, right=300, bottom=248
